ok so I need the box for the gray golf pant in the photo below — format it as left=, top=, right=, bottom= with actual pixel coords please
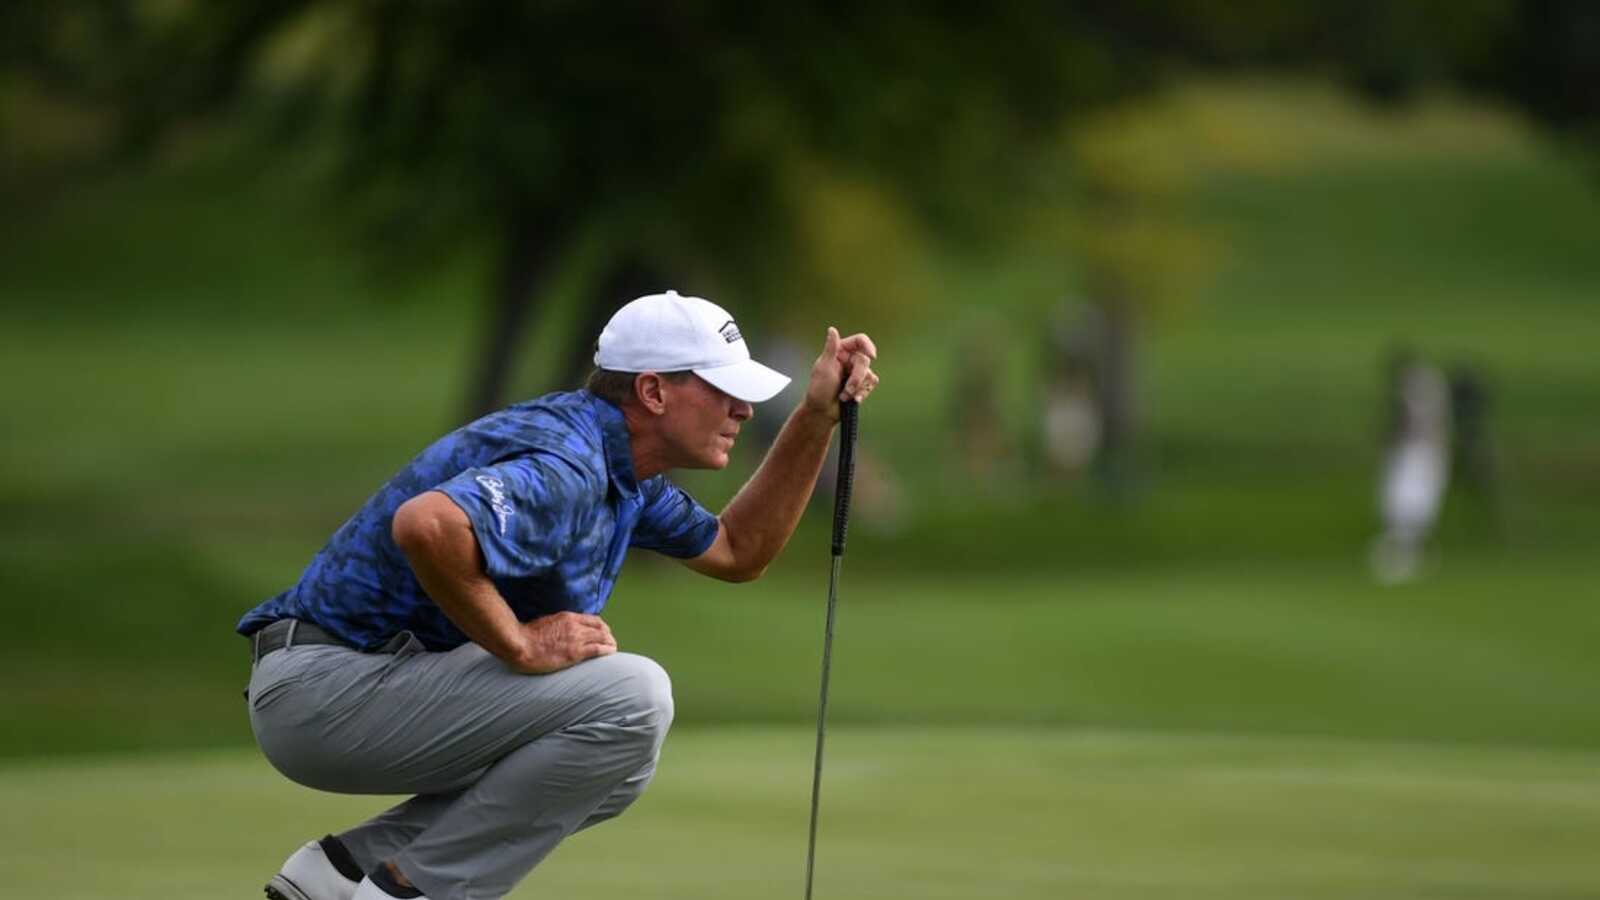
left=247, top=632, right=673, bottom=900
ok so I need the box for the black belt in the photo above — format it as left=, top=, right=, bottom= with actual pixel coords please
left=248, top=618, right=348, bottom=662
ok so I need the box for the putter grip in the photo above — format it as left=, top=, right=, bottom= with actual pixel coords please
left=831, top=400, right=859, bottom=557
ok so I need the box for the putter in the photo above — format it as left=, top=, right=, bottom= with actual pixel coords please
left=804, top=398, right=859, bottom=900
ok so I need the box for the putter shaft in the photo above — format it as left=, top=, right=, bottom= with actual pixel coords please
left=805, top=399, right=857, bottom=900
left=804, top=555, right=843, bottom=900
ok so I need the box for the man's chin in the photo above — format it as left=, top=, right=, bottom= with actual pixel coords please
left=679, top=451, right=731, bottom=471
left=706, top=447, right=732, bottom=469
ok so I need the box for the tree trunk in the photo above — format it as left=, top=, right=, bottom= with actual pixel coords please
left=462, top=212, right=560, bottom=421
left=558, top=254, right=664, bottom=388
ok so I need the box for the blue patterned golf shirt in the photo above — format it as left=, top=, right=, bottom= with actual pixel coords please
left=236, top=390, right=721, bottom=651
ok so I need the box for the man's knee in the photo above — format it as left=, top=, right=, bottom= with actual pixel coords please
left=600, top=653, right=674, bottom=738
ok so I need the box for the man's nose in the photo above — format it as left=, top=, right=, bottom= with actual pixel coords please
left=731, top=399, right=753, bottom=421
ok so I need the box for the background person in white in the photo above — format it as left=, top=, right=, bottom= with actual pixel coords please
left=245, top=291, right=880, bottom=900
left=1370, top=351, right=1451, bottom=584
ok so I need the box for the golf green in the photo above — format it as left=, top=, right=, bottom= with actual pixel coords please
left=5, top=726, right=1597, bottom=899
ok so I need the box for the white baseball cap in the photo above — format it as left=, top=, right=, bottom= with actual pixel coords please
left=594, top=290, right=792, bottom=403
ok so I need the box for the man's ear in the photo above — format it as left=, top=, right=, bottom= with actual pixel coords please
left=634, top=373, right=668, bottom=415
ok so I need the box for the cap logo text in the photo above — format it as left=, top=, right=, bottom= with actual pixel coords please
left=718, top=320, right=743, bottom=344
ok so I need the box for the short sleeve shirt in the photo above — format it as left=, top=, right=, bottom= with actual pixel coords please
left=235, top=391, right=720, bottom=650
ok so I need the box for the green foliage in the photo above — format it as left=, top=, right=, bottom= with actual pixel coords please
left=58, top=3, right=1130, bottom=316
left=13, top=2, right=1591, bottom=335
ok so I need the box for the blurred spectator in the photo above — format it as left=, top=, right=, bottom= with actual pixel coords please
left=1370, top=348, right=1453, bottom=583
left=1039, top=302, right=1104, bottom=478
left=951, top=332, right=1013, bottom=488
left=1449, top=362, right=1504, bottom=538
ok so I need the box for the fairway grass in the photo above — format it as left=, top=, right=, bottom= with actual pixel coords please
left=7, top=559, right=1599, bottom=760
left=4, top=727, right=1598, bottom=899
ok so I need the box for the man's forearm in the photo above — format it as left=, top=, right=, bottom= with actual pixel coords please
left=392, top=492, right=533, bottom=668
left=719, top=404, right=836, bottom=576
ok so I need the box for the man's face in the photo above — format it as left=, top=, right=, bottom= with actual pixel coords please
left=660, top=374, right=754, bottom=470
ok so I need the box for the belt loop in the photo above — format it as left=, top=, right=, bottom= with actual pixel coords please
left=285, top=619, right=300, bottom=650
left=252, top=629, right=262, bottom=664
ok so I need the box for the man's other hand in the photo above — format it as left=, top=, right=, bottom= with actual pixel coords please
left=803, top=327, right=880, bottom=422
left=515, top=612, right=617, bottom=674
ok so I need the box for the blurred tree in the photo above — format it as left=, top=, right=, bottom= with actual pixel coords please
left=6, top=0, right=1597, bottom=421
left=22, top=2, right=1140, bottom=417
left=1460, top=0, right=1600, bottom=145
left=1, top=3, right=135, bottom=185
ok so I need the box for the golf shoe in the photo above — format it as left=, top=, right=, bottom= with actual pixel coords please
left=265, top=837, right=362, bottom=900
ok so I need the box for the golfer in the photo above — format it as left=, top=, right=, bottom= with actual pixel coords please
left=238, top=290, right=880, bottom=900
